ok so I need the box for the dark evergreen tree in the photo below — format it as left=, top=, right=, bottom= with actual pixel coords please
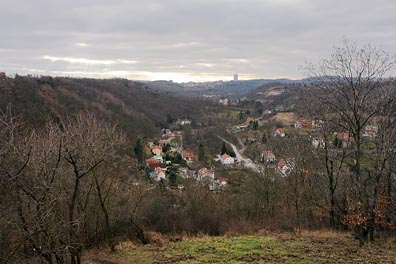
left=253, top=121, right=258, bottom=130
left=221, top=142, right=227, bottom=155
left=262, top=133, right=267, bottom=144
left=134, top=138, right=144, bottom=164
left=198, top=143, right=205, bottom=161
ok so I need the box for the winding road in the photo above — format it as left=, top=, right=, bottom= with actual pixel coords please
left=217, top=136, right=264, bottom=173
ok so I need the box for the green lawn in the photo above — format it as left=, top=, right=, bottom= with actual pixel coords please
left=84, top=233, right=396, bottom=263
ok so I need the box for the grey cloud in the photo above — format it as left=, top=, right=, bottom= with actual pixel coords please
left=1, top=0, right=396, bottom=81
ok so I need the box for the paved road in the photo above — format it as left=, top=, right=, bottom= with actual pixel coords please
left=217, top=136, right=264, bottom=173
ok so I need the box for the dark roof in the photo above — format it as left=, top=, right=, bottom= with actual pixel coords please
left=149, top=163, right=167, bottom=171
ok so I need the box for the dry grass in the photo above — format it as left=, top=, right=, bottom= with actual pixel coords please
left=270, top=112, right=297, bottom=126
left=83, top=230, right=396, bottom=264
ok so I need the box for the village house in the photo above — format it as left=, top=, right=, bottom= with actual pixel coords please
left=182, top=150, right=198, bottom=162
left=209, top=177, right=228, bottom=191
left=178, top=168, right=197, bottom=179
left=311, top=119, right=324, bottom=129
left=276, top=161, right=291, bottom=176
left=261, top=150, right=276, bottom=163
left=312, top=136, right=325, bottom=148
left=263, top=109, right=272, bottom=115
left=197, top=167, right=215, bottom=181
left=220, top=154, right=234, bottom=165
left=176, top=118, right=192, bottom=126
left=151, top=145, right=163, bottom=156
left=217, top=177, right=228, bottom=186
left=363, top=125, right=378, bottom=139
left=274, top=128, right=286, bottom=137
left=295, top=118, right=313, bottom=130
left=218, top=98, right=229, bottom=106
left=146, top=158, right=159, bottom=166
left=148, top=162, right=167, bottom=172
left=152, top=155, right=164, bottom=163
left=336, top=132, right=351, bottom=147
left=150, top=167, right=166, bottom=182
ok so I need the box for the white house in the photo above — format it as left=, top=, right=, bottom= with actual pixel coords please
left=176, top=119, right=192, bottom=126
left=274, top=128, right=286, bottom=137
left=197, top=167, right=215, bottom=181
left=220, top=154, right=234, bottom=165
left=363, top=125, right=378, bottom=139
left=276, top=161, right=291, bottom=176
left=311, top=136, right=325, bottom=148
left=150, top=167, right=166, bottom=182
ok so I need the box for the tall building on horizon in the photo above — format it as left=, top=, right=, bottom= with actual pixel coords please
left=233, top=73, right=238, bottom=81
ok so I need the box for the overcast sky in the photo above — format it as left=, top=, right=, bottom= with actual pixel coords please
left=1, top=0, right=396, bottom=82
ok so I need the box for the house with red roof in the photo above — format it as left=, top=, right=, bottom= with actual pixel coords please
left=151, top=145, right=163, bottom=156
left=295, top=118, right=313, bottom=130
left=220, top=154, right=234, bottom=165
left=198, top=167, right=215, bottom=181
left=217, top=177, right=228, bottom=185
left=148, top=162, right=167, bottom=172
left=336, top=132, right=351, bottom=147
left=146, top=158, right=159, bottom=166
left=276, top=160, right=292, bottom=176
left=182, top=150, right=198, bottom=162
left=274, top=128, right=285, bottom=137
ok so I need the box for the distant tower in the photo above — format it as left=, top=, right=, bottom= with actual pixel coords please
left=233, top=73, right=238, bottom=81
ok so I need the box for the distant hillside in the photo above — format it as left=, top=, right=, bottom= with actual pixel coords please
left=143, top=79, right=304, bottom=99
left=0, top=76, right=202, bottom=138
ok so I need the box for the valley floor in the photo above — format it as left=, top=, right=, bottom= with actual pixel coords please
left=83, top=231, right=396, bottom=264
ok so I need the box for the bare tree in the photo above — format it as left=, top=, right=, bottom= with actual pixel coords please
left=4, top=113, right=125, bottom=264
left=302, top=39, right=396, bottom=244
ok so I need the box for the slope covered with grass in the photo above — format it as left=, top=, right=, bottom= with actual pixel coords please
left=84, top=232, right=396, bottom=263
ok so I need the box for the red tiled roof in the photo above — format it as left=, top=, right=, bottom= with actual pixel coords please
left=182, top=151, right=197, bottom=160
left=149, top=163, right=167, bottom=171
left=221, top=154, right=231, bottom=160
left=146, top=158, right=159, bottom=165
left=198, top=167, right=208, bottom=176
left=151, top=145, right=162, bottom=150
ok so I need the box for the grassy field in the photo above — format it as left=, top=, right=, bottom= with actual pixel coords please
left=83, top=231, right=396, bottom=263
left=270, top=112, right=297, bottom=126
